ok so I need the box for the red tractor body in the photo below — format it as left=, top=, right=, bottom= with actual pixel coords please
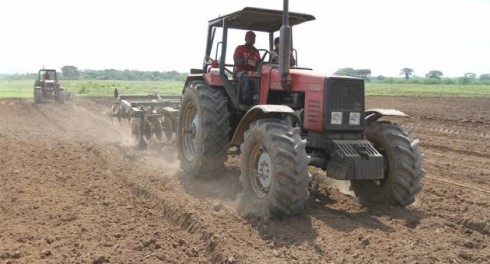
left=177, top=2, right=425, bottom=219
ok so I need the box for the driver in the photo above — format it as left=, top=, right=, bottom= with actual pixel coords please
left=233, top=31, right=260, bottom=72
left=233, top=31, right=260, bottom=105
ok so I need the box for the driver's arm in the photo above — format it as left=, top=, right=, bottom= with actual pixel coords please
left=234, top=46, right=246, bottom=66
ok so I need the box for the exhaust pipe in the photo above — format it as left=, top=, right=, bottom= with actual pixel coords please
left=279, top=0, right=291, bottom=91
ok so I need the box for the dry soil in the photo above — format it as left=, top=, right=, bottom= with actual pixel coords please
left=0, top=95, right=489, bottom=263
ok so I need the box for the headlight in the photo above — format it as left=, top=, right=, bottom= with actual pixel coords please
left=349, top=112, right=360, bottom=125
left=331, top=111, right=343, bottom=125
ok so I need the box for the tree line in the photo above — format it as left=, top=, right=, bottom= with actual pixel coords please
left=4, top=66, right=187, bottom=81
left=336, top=67, right=490, bottom=84
left=61, top=66, right=187, bottom=81
left=3, top=65, right=490, bottom=85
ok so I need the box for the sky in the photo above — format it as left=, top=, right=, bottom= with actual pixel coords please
left=1, top=0, right=489, bottom=78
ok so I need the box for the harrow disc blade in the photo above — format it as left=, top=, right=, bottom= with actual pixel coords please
left=162, top=116, right=173, bottom=141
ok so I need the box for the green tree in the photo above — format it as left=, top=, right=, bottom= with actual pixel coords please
left=335, top=67, right=356, bottom=77
left=400, top=68, right=414, bottom=79
left=354, top=69, right=371, bottom=80
left=479, top=73, right=490, bottom=81
left=464, top=72, right=476, bottom=79
left=425, top=70, right=443, bottom=79
left=77, top=69, right=187, bottom=81
left=61, top=65, right=80, bottom=80
left=458, top=72, right=476, bottom=85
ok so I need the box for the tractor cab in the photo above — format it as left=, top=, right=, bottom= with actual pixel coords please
left=189, top=7, right=315, bottom=111
left=36, top=69, right=59, bottom=90
left=40, top=69, right=56, bottom=81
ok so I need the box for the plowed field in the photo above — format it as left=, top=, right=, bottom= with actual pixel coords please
left=1, top=96, right=489, bottom=263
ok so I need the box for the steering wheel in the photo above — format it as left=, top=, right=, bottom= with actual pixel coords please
left=223, top=65, right=234, bottom=75
left=257, top=49, right=271, bottom=63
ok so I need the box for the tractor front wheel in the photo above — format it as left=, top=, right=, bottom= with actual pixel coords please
left=239, top=118, right=310, bottom=219
left=351, top=121, right=425, bottom=206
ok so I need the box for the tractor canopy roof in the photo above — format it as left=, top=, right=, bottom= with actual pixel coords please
left=39, top=69, right=57, bottom=73
left=208, top=7, right=315, bottom=33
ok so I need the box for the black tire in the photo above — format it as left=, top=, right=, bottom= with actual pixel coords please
left=239, top=118, right=310, bottom=219
left=177, top=81, right=230, bottom=178
left=56, top=90, right=65, bottom=104
left=34, top=89, right=43, bottom=104
left=131, top=118, right=152, bottom=149
left=351, top=121, right=425, bottom=207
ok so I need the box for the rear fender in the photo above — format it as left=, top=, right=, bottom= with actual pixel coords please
left=183, top=74, right=204, bottom=91
left=365, top=109, right=409, bottom=127
left=230, top=105, right=301, bottom=146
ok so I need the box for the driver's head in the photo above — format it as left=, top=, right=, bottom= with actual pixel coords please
left=245, top=31, right=256, bottom=45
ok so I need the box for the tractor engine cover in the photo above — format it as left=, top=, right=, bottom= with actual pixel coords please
left=327, top=140, right=384, bottom=180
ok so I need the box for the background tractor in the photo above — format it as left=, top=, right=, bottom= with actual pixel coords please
left=34, top=69, right=67, bottom=104
left=177, top=0, right=425, bottom=219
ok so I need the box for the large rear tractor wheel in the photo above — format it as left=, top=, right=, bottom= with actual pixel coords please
left=351, top=121, right=425, bottom=206
left=239, top=118, right=310, bottom=219
left=131, top=118, right=152, bottom=149
left=34, top=89, right=43, bottom=104
left=177, top=81, right=230, bottom=178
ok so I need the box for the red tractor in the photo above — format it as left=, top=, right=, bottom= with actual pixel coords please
left=34, top=69, right=65, bottom=104
left=177, top=1, right=425, bottom=219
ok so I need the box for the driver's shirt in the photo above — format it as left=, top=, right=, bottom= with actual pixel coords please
left=233, top=45, right=260, bottom=73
